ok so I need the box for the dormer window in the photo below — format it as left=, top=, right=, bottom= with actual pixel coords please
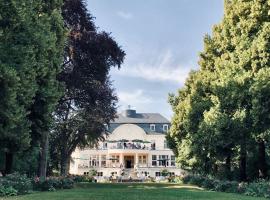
left=150, top=124, right=155, bottom=131
left=104, top=124, right=109, bottom=131
left=163, top=124, right=169, bottom=132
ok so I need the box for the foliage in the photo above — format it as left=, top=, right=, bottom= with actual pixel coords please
left=244, top=180, right=270, bottom=198
left=0, top=185, right=18, bottom=197
left=0, top=0, right=66, bottom=177
left=50, top=0, right=125, bottom=176
left=169, top=0, right=270, bottom=181
left=34, top=177, right=74, bottom=191
left=180, top=174, right=270, bottom=199
left=89, top=169, right=97, bottom=178
left=160, top=169, right=170, bottom=177
left=0, top=173, right=32, bottom=195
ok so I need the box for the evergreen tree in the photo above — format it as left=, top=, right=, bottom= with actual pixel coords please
left=0, top=0, right=38, bottom=174
left=0, top=0, right=66, bottom=176
left=29, top=0, right=66, bottom=178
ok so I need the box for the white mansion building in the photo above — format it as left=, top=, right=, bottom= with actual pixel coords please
left=69, top=108, right=183, bottom=179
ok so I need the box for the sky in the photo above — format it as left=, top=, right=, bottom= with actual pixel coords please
left=86, top=0, right=224, bottom=119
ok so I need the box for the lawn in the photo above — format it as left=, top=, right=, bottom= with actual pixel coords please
left=2, top=183, right=266, bottom=200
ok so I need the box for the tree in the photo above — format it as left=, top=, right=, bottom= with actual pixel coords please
left=0, top=0, right=66, bottom=177
left=28, top=0, right=66, bottom=178
left=50, top=0, right=125, bottom=176
left=0, top=0, right=39, bottom=174
left=169, top=0, right=270, bottom=180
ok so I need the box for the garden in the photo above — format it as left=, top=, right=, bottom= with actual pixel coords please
left=1, top=173, right=270, bottom=199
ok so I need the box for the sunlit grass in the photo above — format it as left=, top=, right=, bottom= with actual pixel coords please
left=2, top=183, right=266, bottom=200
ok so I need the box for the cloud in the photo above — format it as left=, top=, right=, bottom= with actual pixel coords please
left=117, top=11, right=133, bottom=20
left=112, top=50, right=195, bottom=84
left=118, top=89, right=152, bottom=107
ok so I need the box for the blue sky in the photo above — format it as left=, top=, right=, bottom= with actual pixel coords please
left=86, top=0, right=224, bottom=119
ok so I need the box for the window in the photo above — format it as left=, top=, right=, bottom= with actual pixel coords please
left=169, top=172, right=175, bottom=176
left=152, top=155, right=157, bottom=166
left=111, top=172, right=117, bottom=176
left=104, top=124, right=109, bottom=130
left=164, top=140, right=169, bottom=149
left=150, top=124, right=155, bottom=131
left=151, top=140, right=156, bottom=150
left=97, top=172, right=103, bottom=177
left=89, top=155, right=99, bottom=167
left=155, top=172, right=161, bottom=177
left=163, top=124, right=169, bottom=132
left=84, top=172, right=89, bottom=175
left=139, top=155, right=147, bottom=164
left=101, top=155, right=106, bottom=167
left=111, top=155, right=119, bottom=163
left=171, top=155, right=176, bottom=166
left=158, top=155, right=169, bottom=166
left=103, top=142, right=108, bottom=149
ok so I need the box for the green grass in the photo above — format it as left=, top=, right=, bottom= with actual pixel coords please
left=2, top=183, right=266, bottom=200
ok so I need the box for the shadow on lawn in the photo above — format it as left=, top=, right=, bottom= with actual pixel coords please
left=76, top=182, right=204, bottom=191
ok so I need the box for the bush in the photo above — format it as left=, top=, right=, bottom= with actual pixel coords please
left=201, top=178, right=215, bottom=190
left=0, top=185, right=18, bottom=196
left=214, top=180, right=238, bottom=193
left=70, top=175, right=85, bottom=183
left=61, top=178, right=74, bottom=189
left=0, top=172, right=32, bottom=195
left=244, top=180, right=270, bottom=198
left=180, top=174, right=270, bottom=199
left=160, top=169, right=170, bottom=177
left=172, top=176, right=182, bottom=183
left=34, top=177, right=74, bottom=191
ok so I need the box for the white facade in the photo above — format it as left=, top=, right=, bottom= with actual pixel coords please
left=69, top=110, right=183, bottom=180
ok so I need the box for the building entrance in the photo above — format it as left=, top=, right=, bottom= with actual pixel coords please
left=124, top=156, right=134, bottom=168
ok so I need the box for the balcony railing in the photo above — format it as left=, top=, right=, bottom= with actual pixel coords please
left=78, top=163, right=177, bottom=169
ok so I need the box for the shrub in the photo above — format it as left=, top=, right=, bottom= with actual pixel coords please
left=172, top=176, right=182, bottom=183
left=214, top=180, right=238, bottom=193
left=160, top=169, right=170, bottom=177
left=70, top=175, right=86, bottom=183
left=34, top=177, right=74, bottom=191
left=201, top=178, right=215, bottom=190
left=180, top=174, right=270, bottom=199
left=0, top=185, right=18, bottom=196
left=61, top=178, right=74, bottom=189
left=181, top=174, right=193, bottom=184
left=244, top=180, right=270, bottom=198
left=0, top=172, right=32, bottom=195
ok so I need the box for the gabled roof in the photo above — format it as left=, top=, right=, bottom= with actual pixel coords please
left=111, top=112, right=170, bottom=124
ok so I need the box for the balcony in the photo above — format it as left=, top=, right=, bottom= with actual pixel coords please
left=99, top=140, right=157, bottom=151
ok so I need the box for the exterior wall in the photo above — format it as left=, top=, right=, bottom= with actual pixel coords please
left=70, top=123, right=182, bottom=178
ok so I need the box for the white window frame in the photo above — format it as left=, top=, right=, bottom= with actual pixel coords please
left=164, top=140, right=169, bottom=149
left=152, top=155, right=157, bottom=166
left=163, top=124, right=169, bottom=132
left=150, top=124, right=156, bottom=131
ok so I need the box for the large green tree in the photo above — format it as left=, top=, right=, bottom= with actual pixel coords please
left=169, top=0, right=270, bottom=180
left=0, top=0, right=66, bottom=177
left=0, top=0, right=39, bottom=174
left=28, top=0, right=66, bottom=178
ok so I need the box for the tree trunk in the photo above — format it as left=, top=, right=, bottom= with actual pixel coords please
left=225, top=154, right=231, bottom=180
left=258, top=141, right=268, bottom=178
left=239, top=142, right=247, bottom=181
left=39, top=133, right=49, bottom=179
left=5, top=152, right=13, bottom=175
left=60, top=154, right=70, bottom=176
